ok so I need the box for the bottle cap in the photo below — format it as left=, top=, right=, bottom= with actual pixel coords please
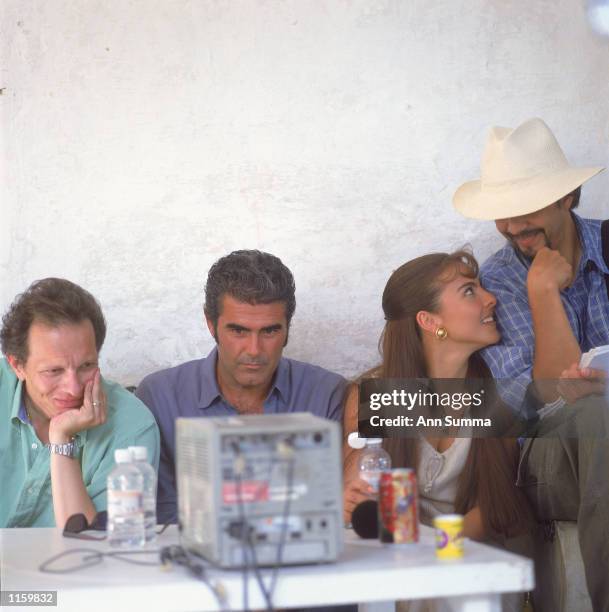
left=347, top=432, right=367, bottom=449
left=128, top=446, right=148, bottom=461
left=367, top=438, right=383, bottom=445
left=114, top=448, right=131, bottom=463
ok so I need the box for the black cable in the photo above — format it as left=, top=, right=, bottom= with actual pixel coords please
left=156, top=522, right=171, bottom=535
left=244, top=523, right=274, bottom=611
left=39, top=548, right=103, bottom=573
left=229, top=439, right=250, bottom=611
left=236, top=461, right=276, bottom=610
left=231, top=439, right=298, bottom=611
left=159, top=545, right=227, bottom=610
left=236, top=471, right=250, bottom=612
left=39, top=540, right=225, bottom=609
left=268, top=454, right=295, bottom=599
left=39, top=548, right=160, bottom=574
left=237, top=456, right=296, bottom=610
left=233, top=455, right=250, bottom=612
left=105, top=550, right=161, bottom=566
left=234, top=447, right=274, bottom=611
left=182, top=547, right=227, bottom=610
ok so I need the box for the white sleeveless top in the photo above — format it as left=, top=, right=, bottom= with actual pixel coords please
left=416, top=436, right=471, bottom=522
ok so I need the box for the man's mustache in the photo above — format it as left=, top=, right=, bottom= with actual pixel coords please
left=507, top=228, right=545, bottom=241
left=237, top=358, right=269, bottom=366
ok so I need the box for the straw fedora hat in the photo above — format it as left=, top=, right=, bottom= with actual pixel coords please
left=453, top=118, right=604, bottom=220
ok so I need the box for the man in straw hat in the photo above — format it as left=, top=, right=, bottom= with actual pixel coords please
left=453, top=117, right=609, bottom=609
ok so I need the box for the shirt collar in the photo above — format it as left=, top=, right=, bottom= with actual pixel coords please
left=272, top=357, right=289, bottom=403
left=198, top=346, right=289, bottom=409
left=198, top=347, right=223, bottom=409
left=11, top=379, right=25, bottom=422
left=17, top=395, right=28, bottom=423
left=573, top=213, right=609, bottom=274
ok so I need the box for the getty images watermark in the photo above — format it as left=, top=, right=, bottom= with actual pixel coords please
left=357, top=378, right=540, bottom=439
left=368, top=387, right=488, bottom=429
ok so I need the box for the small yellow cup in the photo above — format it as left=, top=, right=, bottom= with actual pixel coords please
left=433, top=514, right=464, bottom=559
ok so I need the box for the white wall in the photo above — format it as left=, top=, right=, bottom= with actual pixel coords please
left=2, top=0, right=608, bottom=385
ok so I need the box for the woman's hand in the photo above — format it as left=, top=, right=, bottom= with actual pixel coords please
left=343, top=478, right=375, bottom=524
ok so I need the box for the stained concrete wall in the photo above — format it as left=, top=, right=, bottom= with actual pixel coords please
left=1, top=0, right=608, bottom=384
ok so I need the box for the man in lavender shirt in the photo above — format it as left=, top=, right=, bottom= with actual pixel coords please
left=136, top=250, right=347, bottom=524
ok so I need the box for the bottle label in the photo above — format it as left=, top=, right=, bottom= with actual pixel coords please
left=108, top=490, right=143, bottom=517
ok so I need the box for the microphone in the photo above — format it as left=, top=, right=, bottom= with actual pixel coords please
left=351, top=500, right=378, bottom=539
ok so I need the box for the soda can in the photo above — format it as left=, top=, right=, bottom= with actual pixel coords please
left=433, top=514, right=464, bottom=559
left=378, top=468, right=419, bottom=544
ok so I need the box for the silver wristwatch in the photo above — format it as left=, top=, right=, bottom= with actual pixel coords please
left=46, top=440, right=77, bottom=458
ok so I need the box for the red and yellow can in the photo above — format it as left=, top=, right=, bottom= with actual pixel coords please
left=378, top=468, right=419, bottom=544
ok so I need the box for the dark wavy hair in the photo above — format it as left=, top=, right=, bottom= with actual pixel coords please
left=204, top=250, right=296, bottom=334
left=1, top=278, right=106, bottom=363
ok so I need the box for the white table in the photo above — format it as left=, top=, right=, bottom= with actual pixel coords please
left=0, top=526, right=533, bottom=612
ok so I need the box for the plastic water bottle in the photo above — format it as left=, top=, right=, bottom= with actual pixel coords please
left=128, top=446, right=157, bottom=543
left=358, top=439, right=391, bottom=493
left=107, top=449, right=145, bottom=548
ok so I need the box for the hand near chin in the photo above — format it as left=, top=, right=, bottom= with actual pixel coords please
left=527, top=247, right=572, bottom=294
left=557, top=364, right=607, bottom=404
left=49, top=369, right=107, bottom=443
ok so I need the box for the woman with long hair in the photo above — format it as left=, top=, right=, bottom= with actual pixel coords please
left=343, top=250, right=532, bottom=541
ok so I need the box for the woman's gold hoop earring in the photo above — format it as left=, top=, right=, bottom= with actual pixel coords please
left=435, top=327, right=448, bottom=340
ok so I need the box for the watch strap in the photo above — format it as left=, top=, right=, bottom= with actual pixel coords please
left=46, top=440, right=77, bottom=458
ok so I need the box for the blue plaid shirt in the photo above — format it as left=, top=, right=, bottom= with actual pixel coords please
left=480, top=214, right=609, bottom=411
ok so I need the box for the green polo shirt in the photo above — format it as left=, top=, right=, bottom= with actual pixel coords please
left=0, top=359, right=160, bottom=527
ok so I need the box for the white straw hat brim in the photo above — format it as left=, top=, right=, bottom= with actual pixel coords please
left=453, top=165, right=604, bottom=220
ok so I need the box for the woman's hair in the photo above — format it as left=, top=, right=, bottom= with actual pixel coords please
left=377, top=250, right=531, bottom=538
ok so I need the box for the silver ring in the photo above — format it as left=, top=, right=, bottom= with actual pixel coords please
left=92, top=401, right=100, bottom=408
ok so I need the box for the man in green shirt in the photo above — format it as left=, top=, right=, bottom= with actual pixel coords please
left=0, top=278, right=159, bottom=528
